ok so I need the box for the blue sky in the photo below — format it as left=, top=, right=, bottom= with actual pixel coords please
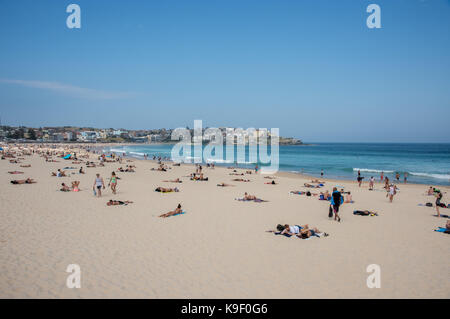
left=0, top=0, right=449, bottom=142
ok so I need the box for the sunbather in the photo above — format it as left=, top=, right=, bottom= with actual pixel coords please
left=232, top=178, right=250, bottom=182
left=8, top=171, right=24, bottom=174
left=71, top=181, right=80, bottom=192
left=298, top=227, right=328, bottom=239
left=60, top=183, right=71, bottom=192
left=159, top=204, right=183, bottom=218
left=162, top=178, right=182, bottom=183
left=10, top=178, right=36, bottom=184
left=155, top=186, right=179, bottom=193
left=107, top=200, right=133, bottom=206
left=353, top=210, right=378, bottom=216
left=344, top=192, right=354, bottom=203
left=217, top=183, right=235, bottom=187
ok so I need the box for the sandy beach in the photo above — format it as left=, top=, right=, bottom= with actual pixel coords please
left=0, top=144, right=449, bottom=299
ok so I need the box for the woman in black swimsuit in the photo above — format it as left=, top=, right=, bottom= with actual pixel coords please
left=436, top=192, right=443, bottom=217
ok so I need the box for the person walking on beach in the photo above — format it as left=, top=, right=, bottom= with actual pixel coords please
left=404, top=172, right=408, bottom=184
left=93, top=173, right=105, bottom=197
left=396, top=172, right=400, bottom=181
left=388, top=184, right=396, bottom=203
left=369, top=176, right=375, bottom=190
left=108, top=171, right=118, bottom=195
left=357, top=175, right=364, bottom=187
left=380, top=171, right=384, bottom=181
left=330, top=187, right=343, bottom=222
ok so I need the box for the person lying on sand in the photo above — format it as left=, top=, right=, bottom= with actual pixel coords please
left=10, top=178, right=36, bottom=184
left=217, top=183, right=235, bottom=187
left=20, top=164, right=31, bottom=168
left=191, top=173, right=208, bottom=181
left=159, top=204, right=183, bottom=218
left=162, top=178, right=182, bottom=183
left=311, top=179, right=325, bottom=183
left=353, top=210, right=378, bottom=216
left=51, top=169, right=66, bottom=177
left=107, top=200, right=133, bottom=206
left=264, top=176, right=276, bottom=179
left=267, top=224, right=328, bottom=238
left=265, top=180, right=277, bottom=185
left=236, top=192, right=268, bottom=202
left=8, top=171, right=24, bottom=174
left=265, top=225, right=308, bottom=237
left=79, top=167, right=85, bottom=174
left=229, top=173, right=244, bottom=176
left=60, top=183, right=71, bottom=192
left=232, top=178, right=250, bottom=182
left=155, top=186, right=179, bottom=193
left=150, top=165, right=167, bottom=172
left=298, top=227, right=329, bottom=239
left=304, top=183, right=321, bottom=188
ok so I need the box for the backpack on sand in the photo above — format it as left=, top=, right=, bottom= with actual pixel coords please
left=328, top=205, right=333, bottom=218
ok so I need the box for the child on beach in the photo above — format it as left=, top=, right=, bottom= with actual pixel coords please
left=108, top=172, right=117, bottom=194
left=369, top=176, right=375, bottom=190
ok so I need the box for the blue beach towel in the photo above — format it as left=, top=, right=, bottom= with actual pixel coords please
left=434, top=227, right=448, bottom=233
left=170, top=211, right=186, bottom=217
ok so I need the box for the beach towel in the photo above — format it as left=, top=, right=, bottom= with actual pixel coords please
left=273, top=232, right=292, bottom=238
left=235, top=198, right=267, bottom=202
left=170, top=211, right=186, bottom=217
left=434, top=227, right=449, bottom=233
left=63, top=154, right=72, bottom=159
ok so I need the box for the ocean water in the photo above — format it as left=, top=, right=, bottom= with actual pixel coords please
left=104, top=143, right=450, bottom=186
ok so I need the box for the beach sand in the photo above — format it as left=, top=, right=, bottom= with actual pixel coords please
left=0, top=144, right=449, bottom=298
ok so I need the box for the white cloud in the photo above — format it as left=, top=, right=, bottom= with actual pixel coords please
left=0, top=79, right=134, bottom=100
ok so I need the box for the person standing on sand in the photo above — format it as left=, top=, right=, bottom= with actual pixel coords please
left=380, top=171, right=384, bottom=181
left=357, top=175, right=363, bottom=187
left=93, top=173, right=105, bottom=197
left=108, top=171, right=118, bottom=195
left=369, top=176, right=375, bottom=190
left=330, top=187, right=343, bottom=222
left=321, top=169, right=324, bottom=177
left=404, top=172, right=408, bottom=184
left=388, top=184, right=396, bottom=203
left=435, top=191, right=443, bottom=217
left=255, top=164, right=259, bottom=174
left=396, top=172, right=400, bottom=181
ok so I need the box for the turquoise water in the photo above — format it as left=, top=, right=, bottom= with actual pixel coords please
left=104, top=143, right=450, bottom=186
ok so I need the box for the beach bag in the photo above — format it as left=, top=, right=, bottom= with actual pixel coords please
left=306, top=191, right=311, bottom=197
left=426, top=202, right=433, bottom=207
left=328, top=205, right=333, bottom=218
